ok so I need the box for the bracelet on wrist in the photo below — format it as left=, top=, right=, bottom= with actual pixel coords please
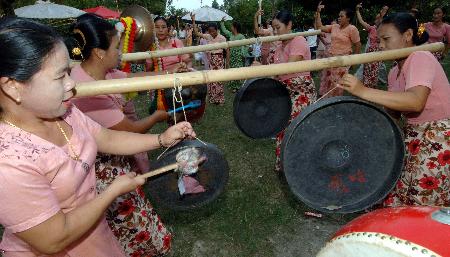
left=158, top=134, right=165, bottom=148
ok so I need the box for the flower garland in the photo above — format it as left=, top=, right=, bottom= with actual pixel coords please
left=120, top=17, right=137, bottom=73
left=120, top=17, right=137, bottom=100
left=150, top=33, right=168, bottom=111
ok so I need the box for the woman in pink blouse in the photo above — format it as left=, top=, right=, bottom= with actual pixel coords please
left=146, top=16, right=192, bottom=74
left=69, top=14, right=173, bottom=256
left=315, top=1, right=362, bottom=97
left=425, top=6, right=450, bottom=61
left=339, top=13, right=450, bottom=207
left=146, top=16, right=193, bottom=116
left=0, top=17, right=195, bottom=256
left=192, top=14, right=227, bottom=105
left=255, top=10, right=317, bottom=173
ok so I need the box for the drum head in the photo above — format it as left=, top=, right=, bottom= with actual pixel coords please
left=318, top=206, right=447, bottom=257
left=144, top=140, right=229, bottom=211
left=164, top=84, right=207, bottom=123
left=282, top=96, right=405, bottom=213
left=234, top=78, right=292, bottom=139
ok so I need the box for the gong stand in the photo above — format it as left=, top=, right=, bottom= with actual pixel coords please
left=74, top=43, right=444, bottom=97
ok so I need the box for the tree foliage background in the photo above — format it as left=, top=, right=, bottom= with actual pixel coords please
left=2, top=0, right=448, bottom=37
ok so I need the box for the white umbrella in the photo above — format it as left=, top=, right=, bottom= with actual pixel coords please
left=15, top=0, right=85, bottom=19
left=181, top=6, right=232, bottom=22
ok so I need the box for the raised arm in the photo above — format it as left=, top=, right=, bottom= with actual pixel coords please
left=315, top=2, right=331, bottom=33
left=375, top=6, right=389, bottom=25
left=356, top=3, right=371, bottom=30
left=220, top=17, right=232, bottom=38
left=191, top=13, right=207, bottom=39
left=254, top=9, right=264, bottom=35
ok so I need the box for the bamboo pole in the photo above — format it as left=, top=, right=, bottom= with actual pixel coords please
left=136, top=163, right=179, bottom=180
left=75, top=43, right=444, bottom=97
left=120, top=30, right=321, bottom=61
left=69, top=30, right=321, bottom=67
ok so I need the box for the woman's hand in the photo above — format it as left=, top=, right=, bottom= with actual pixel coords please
left=159, top=121, right=196, bottom=147
left=109, top=172, right=145, bottom=197
left=173, top=62, right=189, bottom=73
left=317, top=1, right=325, bottom=13
left=337, top=74, right=366, bottom=97
left=153, top=110, right=170, bottom=122
left=255, top=9, right=264, bottom=18
left=190, top=13, right=196, bottom=21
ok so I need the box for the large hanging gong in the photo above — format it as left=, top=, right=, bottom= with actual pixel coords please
left=144, top=140, right=229, bottom=211
left=233, top=78, right=292, bottom=139
left=120, top=5, right=154, bottom=52
left=282, top=96, right=405, bottom=213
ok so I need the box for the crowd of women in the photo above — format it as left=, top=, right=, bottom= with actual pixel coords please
left=0, top=2, right=449, bottom=256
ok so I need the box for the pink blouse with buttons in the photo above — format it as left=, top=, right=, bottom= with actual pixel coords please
left=0, top=106, right=126, bottom=256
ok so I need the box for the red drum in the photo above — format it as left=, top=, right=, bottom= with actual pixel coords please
left=317, top=206, right=450, bottom=257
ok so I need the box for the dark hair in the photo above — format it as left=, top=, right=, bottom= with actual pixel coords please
left=342, top=8, right=355, bottom=21
left=382, top=12, right=429, bottom=45
left=207, top=22, right=218, bottom=31
left=274, top=10, right=294, bottom=26
left=0, top=17, right=62, bottom=82
left=433, top=6, right=446, bottom=15
left=69, top=13, right=116, bottom=60
left=154, top=16, right=168, bottom=25
left=232, top=21, right=241, bottom=33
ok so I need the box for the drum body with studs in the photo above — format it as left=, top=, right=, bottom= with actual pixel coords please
left=282, top=96, right=405, bottom=213
left=317, top=206, right=450, bottom=257
left=234, top=78, right=292, bottom=139
left=144, top=140, right=229, bottom=211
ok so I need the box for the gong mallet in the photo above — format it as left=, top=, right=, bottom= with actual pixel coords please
left=74, top=43, right=444, bottom=97
left=136, top=147, right=206, bottom=180
left=136, top=163, right=179, bottom=180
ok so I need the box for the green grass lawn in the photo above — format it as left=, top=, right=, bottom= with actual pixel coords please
left=0, top=56, right=449, bottom=257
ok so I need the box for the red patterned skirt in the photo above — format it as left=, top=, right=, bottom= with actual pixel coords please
left=208, top=53, right=225, bottom=104
left=95, top=154, right=172, bottom=256
left=362, top=46, right=382, bottom=89
left=384, top=118, right=450, bottom=207
left=275, top=75, right=317, bottom=172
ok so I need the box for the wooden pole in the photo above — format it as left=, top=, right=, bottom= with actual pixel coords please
left=120, top=30, right=321, bottom=61
left=136, top=163, right=179, bottom=180
left=74, top=43, right=444, bottom=97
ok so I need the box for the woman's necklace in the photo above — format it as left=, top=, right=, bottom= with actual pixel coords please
left=2, top=119, right=90, bottom=172
left=55, top=120, right=80, bottom=161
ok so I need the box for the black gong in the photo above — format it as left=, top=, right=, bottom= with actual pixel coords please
left=234, top=78, right=292, bottom=139
left=163, top=83, right=208, bottom=123
left=282, top=96, right=405, bottom=213
left=144, top=140, right=229, bottom=211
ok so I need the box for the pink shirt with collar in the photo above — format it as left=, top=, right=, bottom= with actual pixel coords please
left=273, top=36, right=311, bottom=81
left=204, top=33, right=226, bottom=54
left=388, top=51, right=450, bottom=124
left=0, top=106, right=125, bottom=256
left=425, top=22, right=450, bottom=44
left=70, top=65, right=150, bottom=172
left=70, top=65, right=126, bottom=128
left=327, top=23, right=360, bottom=56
